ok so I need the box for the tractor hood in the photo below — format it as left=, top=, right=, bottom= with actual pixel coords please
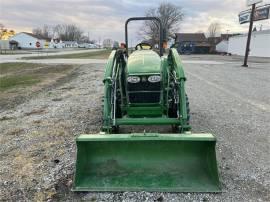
left=127, top=50, right=161, bottom=75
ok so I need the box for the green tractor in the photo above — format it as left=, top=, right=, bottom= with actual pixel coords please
left=73, top=17, right=220, bottom=192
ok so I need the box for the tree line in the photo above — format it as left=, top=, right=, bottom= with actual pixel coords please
left=32, top=24, right=92, bottom=42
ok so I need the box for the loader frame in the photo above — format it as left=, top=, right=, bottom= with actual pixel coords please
left=125, top=17, right=163, bottom=57
left=102, top=48, right=190, bottom=133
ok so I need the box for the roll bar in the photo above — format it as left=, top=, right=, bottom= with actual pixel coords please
left=125, top=17, right=163, bottom=57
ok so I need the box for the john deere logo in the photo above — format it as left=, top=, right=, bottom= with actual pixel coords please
left=44, top=41, right=49, bottom=48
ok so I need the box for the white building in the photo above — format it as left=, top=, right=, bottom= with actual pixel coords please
left=9, top=32, right=49, bottom=49
left=78, top=43, right=99, bottom=49
left=49, top=39, right=65, bottom=49
left=0, top=40, right=10, bottom=49
left=63, top=41, right=78, bottom=48
left=216, top=40, right=229, bottom=53
left=228, top=30, right=270, bottom=57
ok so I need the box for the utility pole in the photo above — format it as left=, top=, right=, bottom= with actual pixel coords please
left=242, top=0, right=261, bottom=67
left=242, top=4, right=256, bottom=67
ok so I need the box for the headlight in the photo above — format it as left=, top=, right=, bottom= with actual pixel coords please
left=148, top=75, right=161, bottom=83
left=127, top=76, right=140, bottom=83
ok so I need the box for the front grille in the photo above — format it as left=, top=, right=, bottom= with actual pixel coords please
left=127, top=81, right=161, bottom=91
left=127, top=75, right=161, bottom=103
left=129, top=92, right=160, bottom=103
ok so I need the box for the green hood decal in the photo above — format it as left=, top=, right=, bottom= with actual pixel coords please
left=127, top=50, right=161, bottom=75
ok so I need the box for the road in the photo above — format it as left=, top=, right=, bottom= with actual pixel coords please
left=0, top=49, right=103, bottom=63
left=0, top=55, right=269, bottom=201
left=184, top=59, right=270, bottom=201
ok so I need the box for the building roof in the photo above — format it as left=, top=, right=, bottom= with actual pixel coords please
left=21, top=32, right=50, bottom=40
left=175, top=33, right=207, bottom=42
left=230, top=29, right=270, bottom=38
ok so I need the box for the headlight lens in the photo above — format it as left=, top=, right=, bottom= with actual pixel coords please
left=148, top=75, right=161, bottom=83
left=127, top=76, right=140, bottom=83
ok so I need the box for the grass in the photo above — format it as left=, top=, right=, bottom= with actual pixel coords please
left=0, top=75, right=40, bottom=91
left=0, top=62, right=75, bottom=109
left=0, top=62, right=42, bottom=74
left=22, top=49, right=111, bottom=60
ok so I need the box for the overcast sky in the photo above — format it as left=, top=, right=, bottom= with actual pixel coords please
left=1, top=0, right=270, bottom=42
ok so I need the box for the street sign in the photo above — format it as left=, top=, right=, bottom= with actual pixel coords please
left=247, top=0, right=262, bottom=6
left=44, top=41, right=49, bottom=48
left=36, top=41, right=40, bottom=48
left=239, top=12, right=251, bottom=24
left=254, top=6, right=270, bottom=21
left=239, top=5, right=270, bottom=24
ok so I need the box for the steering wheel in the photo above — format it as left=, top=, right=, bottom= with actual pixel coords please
left=135, top=42, right=152, bottom=50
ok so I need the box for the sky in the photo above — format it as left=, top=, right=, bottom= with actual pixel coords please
left=1, top=0, right=270, bottom=43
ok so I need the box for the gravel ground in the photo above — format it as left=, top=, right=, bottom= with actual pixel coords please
left=0, top=56, right=269, bottom=201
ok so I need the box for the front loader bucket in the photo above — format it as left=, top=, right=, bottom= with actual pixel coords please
left=73, top=133, right=220, bottom=192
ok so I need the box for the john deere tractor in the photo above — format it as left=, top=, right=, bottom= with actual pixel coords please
left=73, top=17, right=220, bottom=192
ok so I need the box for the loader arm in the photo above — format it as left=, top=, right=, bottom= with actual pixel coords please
left=102, top=50, right=116, bottom=132
left=168, top=48, right=190, bottom=131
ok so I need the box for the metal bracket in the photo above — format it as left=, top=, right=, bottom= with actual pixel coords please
left=131, top=133, right=159, bottom=137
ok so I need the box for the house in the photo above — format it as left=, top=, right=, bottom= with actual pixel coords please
left=49, top=38, right=65, bottom=49
left=78, top=43, right=99, bottom=49
left=63, top=41, right=78, bottom=48
left=9, top=32, right=49, bottom=49
left=208, top=34, right=236, bottom=52
left=228, top=29, right=270, bottom=57
left=0, top=40, right=10, bottom=50
left=208, top=37, right=222, bottom=45
left=216, top=40, right=229, bottom=53
left=174, top=33, right=210, bottom=54
left=207, top=36, right=222, bottom=52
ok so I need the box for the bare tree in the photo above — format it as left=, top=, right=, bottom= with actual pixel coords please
left=207, top=22, right=221, bottom=53
left=207, top=22, right=221, bottom=38
left=32, top=24, right=51, bottom=39
left=32, top=27, right=42, bottom=35
left=140, top=2, right=184, bottom=45
left=89, top=39, right=97, bottom=44
left=32, top=24, right=84, bottom=41
left=52, top=24, right=83, bottom=41
left=42, top=24, right=50, bottom=38
left=80, top=35, right=90, bottom=43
